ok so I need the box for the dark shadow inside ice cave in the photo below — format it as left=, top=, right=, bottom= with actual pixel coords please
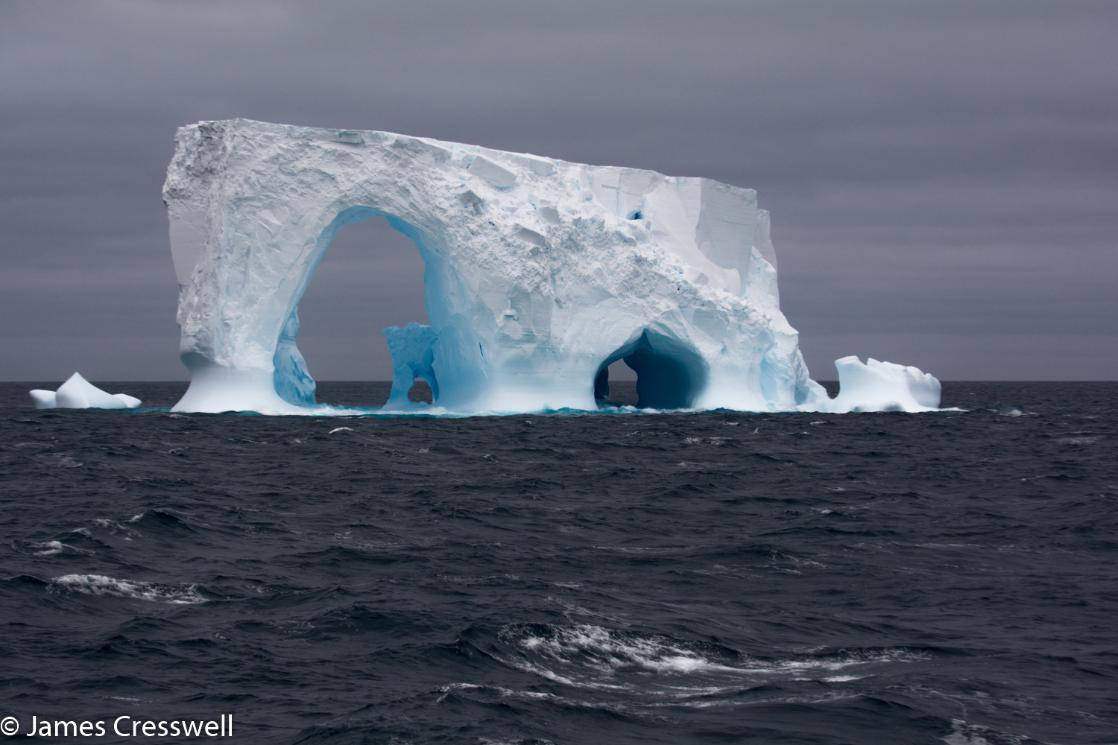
left=407, top=377, right=434, bottom=404
left=595, top=330, right=707, bottom=409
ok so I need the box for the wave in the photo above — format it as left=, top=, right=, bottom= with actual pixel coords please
left=508, top=624, right=739, bottom=676
left=32, top=541, right=73, bottom=557
left=50, top=574, right=206, bottom=605
left=481, top=623, right=930, bottom=698
left=943, top=718, right=1051, bottom=745
left=11, top=539, right=91, bottom=557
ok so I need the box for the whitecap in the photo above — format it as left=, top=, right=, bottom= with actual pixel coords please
left=750, top=648, right=929, bottom=673
left=91, top=518, right=141, bottom=541
left=30, top=541, right=91, bottom=557
left=942, top=718, right=1004, bottom=745
left=503, top=623, right=926, bottom=695
left=51, top=574, right=206, bottom=604
left=1055, top=435, right=1101, bottom=446
left=508, top=624, right=740, bottom=678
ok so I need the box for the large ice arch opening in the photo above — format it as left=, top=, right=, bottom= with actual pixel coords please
left=271, top=210, right=432, bottom=408
left=594, top=330, right=707, bottom=409
left=273, top=205, right=448, bottom=409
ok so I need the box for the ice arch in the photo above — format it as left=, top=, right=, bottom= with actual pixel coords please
left=270, top=207, right=439, bottom=408
left=162, top=118, right=938, bottom=414
left=595, top=330, right=707, bottom=409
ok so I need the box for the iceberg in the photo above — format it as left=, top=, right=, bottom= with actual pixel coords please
left=30, top=373, right=141, bottom=410
left=163, top=118, right=939, bottom=415
left=821, top=357, right=942, bottom=413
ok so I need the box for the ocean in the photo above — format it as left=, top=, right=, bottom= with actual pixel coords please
left=1, top=381, right=1115, bottom=744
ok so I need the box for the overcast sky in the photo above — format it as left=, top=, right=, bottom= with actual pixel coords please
left=2, top=0, right=1115, bottom=382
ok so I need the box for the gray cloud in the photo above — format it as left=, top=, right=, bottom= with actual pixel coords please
left=1, top=0, right=1115, bottom=381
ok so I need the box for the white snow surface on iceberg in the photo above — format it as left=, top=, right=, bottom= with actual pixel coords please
left=30, top=373, right=141, bottom=410
left=163, top=118, right=939, bottom=415
left=819, top=357, right=942, bottom=413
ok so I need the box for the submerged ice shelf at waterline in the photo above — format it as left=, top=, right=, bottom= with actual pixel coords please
left=160, top=118, right=939, bottom=415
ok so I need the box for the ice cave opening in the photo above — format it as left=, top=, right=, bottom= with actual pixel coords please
left=277, top=208, right=431, bottom=408
left=594, top=330, right=708, bottom=410
left=407, top=378, right=435, bottom=404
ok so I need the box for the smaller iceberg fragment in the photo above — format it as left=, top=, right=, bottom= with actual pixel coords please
left=820, top=356, right=941, bottom=413
left=30, top=373, right=141, bottom=410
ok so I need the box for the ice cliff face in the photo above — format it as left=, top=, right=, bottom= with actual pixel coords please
left=164, top=118, right=935, bottom=414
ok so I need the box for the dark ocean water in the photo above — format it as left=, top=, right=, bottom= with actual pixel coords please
left=1, top=381, right=1115, bottom=745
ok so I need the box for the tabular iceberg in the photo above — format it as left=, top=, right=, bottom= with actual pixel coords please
left=163, top=118, right=938, bottom=415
